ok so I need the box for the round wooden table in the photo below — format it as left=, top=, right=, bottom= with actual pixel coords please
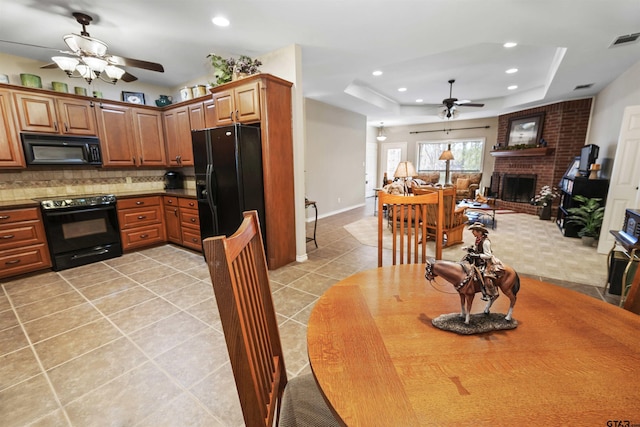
left=307, top=264, right=640, bottom=426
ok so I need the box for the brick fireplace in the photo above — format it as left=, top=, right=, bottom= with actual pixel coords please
left=491, top=98, right=593, bottom=215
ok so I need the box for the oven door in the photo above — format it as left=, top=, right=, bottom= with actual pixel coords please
left=42, top=205, right=122, bottom=270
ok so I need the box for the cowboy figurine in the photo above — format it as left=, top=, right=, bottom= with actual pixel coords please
left=463, top=222, right=504, bottom=300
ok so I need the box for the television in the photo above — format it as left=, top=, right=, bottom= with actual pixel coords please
left=578, top=144, right=599, bottom=176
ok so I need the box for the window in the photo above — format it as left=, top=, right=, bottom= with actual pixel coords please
left=416, top=138, right=484, bottom=173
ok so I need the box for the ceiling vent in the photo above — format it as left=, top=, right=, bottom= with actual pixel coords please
left=574, top=83, right=594, bottom=90
left=610, top=32, right=640, bottom=47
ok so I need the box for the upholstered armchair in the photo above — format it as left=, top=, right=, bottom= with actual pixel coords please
left=413, top=186, right=468, bottom=247
left=450, top=172, right=482, bottom=201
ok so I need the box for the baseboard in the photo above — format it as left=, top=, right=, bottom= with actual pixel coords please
left=306, top=203, right=366, bottom=222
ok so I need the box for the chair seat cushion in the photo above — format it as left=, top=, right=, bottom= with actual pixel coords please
left=280, top=374, right=341, bottom=427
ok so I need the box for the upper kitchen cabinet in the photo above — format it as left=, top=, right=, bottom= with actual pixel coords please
left=163, top=105, right=193, bottom=166
left=210, top=79, right=260, bottom=126
left=0, top=89, right=25, bottom=168
left=96, top=103, right=166, bottom=167
left=13, top=91, right=97, bottom=136
left=188, top=98, right=217, bottom=130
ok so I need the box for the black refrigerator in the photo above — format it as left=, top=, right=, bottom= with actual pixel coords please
left=192, top=124, right=266, bottom=248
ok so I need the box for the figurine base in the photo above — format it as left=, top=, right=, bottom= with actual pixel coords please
left=432, top=312, right=518, bottom=335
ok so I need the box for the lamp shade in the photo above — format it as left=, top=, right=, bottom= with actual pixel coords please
left=394, top=161, right=417, bottom=178
left=439, top=150, right=454, bottom=161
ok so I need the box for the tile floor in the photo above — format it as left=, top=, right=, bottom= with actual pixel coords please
left=0, top=198, right=618, bottom=426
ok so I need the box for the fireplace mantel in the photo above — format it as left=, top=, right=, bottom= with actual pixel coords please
left=490, top=147, right=555, bottom=157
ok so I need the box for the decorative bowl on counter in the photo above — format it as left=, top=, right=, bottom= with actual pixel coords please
left=20, top=73, right=42, bottom=88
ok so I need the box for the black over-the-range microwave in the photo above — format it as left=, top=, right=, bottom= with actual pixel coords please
left=21, top=133, right=102, bottom=166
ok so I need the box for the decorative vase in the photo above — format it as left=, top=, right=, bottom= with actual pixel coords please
left=581, top=236, right=596, bottom=247
left=20, top=73, right=42, bottom=88
left=232, top=72, right=249, bottom=81
left=155, top=95, right=173, bottom=107
left=539, top=204, right=551, bottom=220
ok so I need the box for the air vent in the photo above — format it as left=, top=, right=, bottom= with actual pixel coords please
left=610, top=32, right=640, bottom=47
left=574, top=84, right=594, bottom=90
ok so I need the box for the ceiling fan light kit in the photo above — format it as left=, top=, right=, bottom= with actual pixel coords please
left=376, top=123, right=387, bottom=141
left=438, top=79, right=484, bottom=120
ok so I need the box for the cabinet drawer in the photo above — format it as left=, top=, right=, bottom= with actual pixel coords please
left=0, top=243, right=52, bottom=279
left=0, top=207, right=40, bottom=224
left=117, top=196, right=161, bottom=210
left=120, top=224, right=165, bottom=250
left=180, top=208, right=200, bottom=229
left=118, top=205, right=163, bottom=229
left=181, top=228, right=202, bottom=252
left=178, top=198, right=198, bottom=209
left=164, top=196, right=179, bottom=207
left=0, top=220, right=47, bottom=250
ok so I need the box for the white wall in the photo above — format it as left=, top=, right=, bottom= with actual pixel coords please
left=587, top=59, right=640, bottom=177
left=305, top=98, right=367, bottom=217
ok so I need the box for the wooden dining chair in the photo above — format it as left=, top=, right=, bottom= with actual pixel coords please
left=203, top=211, right=340, bottom=427
left=377, top=191, right=443, bottom=267
left=413, top=186, right=469, bottom=247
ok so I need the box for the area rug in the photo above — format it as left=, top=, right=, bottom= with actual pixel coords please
left=344, top=213, right=608, bottom=287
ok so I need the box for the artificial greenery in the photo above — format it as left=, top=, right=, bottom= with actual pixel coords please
left=207, top=53, right=262, bottom=86
left=565, top=195, right=605, bottom=238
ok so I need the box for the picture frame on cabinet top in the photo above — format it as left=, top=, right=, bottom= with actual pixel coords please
left=122, top=91, right=146, bottom=105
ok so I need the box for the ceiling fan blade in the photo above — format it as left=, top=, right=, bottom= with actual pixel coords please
left=458, top=102, right=485, bottom=107
left=0, top=39, right=62, bottom=52
left=107, top=55, right=164, bottom=72
left=120, top=71, right=138, bottom=82
left=40, top=62, right=59, bottom=69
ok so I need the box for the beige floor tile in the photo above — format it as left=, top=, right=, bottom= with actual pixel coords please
left=22, top=303, right=102, bottom=344
left=154, top=329, right=228, bottom=388
left=0, top=374, right=60, bottom=427
left=289, top=272, right=339, bottom=297
left=64, top=362, right=181, bottom=426
left=0, top=324, right=30, bottom=357
left=128, top=311, right=208, bottom=358
left=47, top=336, right=147, bottom=404
left=0, top=346, right=41, bottom=390
left=14, top=291, right=86, bottom=323
left=272, top=286, right=318, bottom=318
left=0, top=309, right=20, bottom=335
left=143, top=271, right=199, bottom=295
left=34, top=318, right=122, bottom=370
left=91, top=285, right=156, bottom=315
left=136, top=392, right=225, bottom=427
left=189, top=364, right=244, bottom=427
left=183, top=297, right=221, bottom=328
left=7, top=280, right=75, bottom=307
left=78, top=275, right=138, bottom=301
left=162, top=282, right=215, bottom=310
left=109, top=297, right=180, bottom=334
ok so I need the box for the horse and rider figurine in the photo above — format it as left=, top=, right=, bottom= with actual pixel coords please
left=424, top=222, right=520, bottom=325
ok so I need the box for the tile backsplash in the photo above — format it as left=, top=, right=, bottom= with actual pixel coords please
left=0, top=168, right=195, bottom=201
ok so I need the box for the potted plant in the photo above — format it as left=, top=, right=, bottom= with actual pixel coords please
left=565, top=195, right=605, bottom=246
left=532, top=185, right=559, bottom=220
left=207, top=54, right=262, bottom=86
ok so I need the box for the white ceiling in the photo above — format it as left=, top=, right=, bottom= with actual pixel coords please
left=1, top=0, right=639, bottom=126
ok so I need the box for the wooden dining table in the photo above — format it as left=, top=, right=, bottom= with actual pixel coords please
left=307, top=264, right=640, bottom=426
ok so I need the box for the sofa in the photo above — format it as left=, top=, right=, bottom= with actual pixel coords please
left=450, top=172, right=482, bottom=201
left=408, top=172, right=440, bottom=192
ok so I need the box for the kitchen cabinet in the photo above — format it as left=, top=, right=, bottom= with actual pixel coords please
left=163, top=106, right=194, bottom=166
left=178, top=197, right=201, bottom=251
left=0, top=89, right=25, bottom=168
left=163, top=196, right=182, bottom=244
left=117, top=196, right=166, bottom=250
left=210, top=80, right=260, bottom=126
left=13, top=91, right=97, bottom=135
left=188, top=98, right=217, bottom=130
left=96, top=103, right=166, bottom=167
left=162, top=196, right=201, bottom=251
left=0, top=207, right=51, bottom=279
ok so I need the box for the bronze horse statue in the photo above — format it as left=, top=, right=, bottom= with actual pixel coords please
left=424, top=257, right=520, bottom=324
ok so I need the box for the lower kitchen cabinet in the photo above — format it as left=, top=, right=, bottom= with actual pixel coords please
left=162, top=196, right=201, bottom=251
left=0, top=207, right=51, bottom=279
left=117, top=196, right=166, bottom=251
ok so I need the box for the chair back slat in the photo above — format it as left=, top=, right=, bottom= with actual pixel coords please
left=204, top=211, right=286, bottom=427
left=378, top=192, right=442, bottom=267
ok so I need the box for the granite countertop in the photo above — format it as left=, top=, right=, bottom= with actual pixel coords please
left=0, top=189, right=198, bottom=210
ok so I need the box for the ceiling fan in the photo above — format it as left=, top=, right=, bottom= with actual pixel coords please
left=439, top=79, right=485, bottom=119
left=3, top=12, right=164, bottom=84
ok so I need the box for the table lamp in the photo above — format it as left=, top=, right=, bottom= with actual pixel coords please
left=439, top=144, right=454, bottom=185
left=394, top=161, right=417, bottom=195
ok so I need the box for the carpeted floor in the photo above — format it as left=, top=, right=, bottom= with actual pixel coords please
left=344, top=212, right=609, bottom=289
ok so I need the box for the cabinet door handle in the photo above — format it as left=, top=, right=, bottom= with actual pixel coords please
left=139, top=156, right=143, bottom=164
left=136, top=201, right=145, bottom=205
left=1, top=234, right=15, bottom=239
left=132, top=157, right=136, bottom=165
left=188, top=202, right=195, bottom=207
left=174, top=208, right=179, bottom=217
left=64, top=122, right=69, bottom=132
left=54, top=121, right=59, bottom=132
left=137, top=215, right=147, bottom=220
left=140, top=234, right=148, bottom=239
left=5, top=259, right=20, bottom=265
left=0, top=215, right=10, bottom=220
left=190, top=218, right=196, bottom=223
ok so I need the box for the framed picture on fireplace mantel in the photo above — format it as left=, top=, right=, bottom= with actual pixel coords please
left=506, top=112, right=545, bottom=146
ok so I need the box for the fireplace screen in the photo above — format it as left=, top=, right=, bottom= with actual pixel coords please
left=501, top=174, right=536, bottom=202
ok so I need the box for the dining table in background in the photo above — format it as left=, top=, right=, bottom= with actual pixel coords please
left=307, top=264, right=640, bottom=426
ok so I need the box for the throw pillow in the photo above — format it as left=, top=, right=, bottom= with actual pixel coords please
left=456, top=178, right=470, bottom=190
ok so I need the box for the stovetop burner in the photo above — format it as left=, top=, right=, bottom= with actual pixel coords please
left=37, top=194, right=117, bottom=210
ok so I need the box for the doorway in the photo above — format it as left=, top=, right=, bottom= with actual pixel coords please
left=380, top=142, right=407, bottom=183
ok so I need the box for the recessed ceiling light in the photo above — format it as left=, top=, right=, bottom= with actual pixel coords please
left=503, top=42, right=518, bottom=48
left=416, top=99, right=423, bottom=103
left=506, top=68, right=518, bottom=74
left=398, top=87, right=407, bottom=92
left=508, top=85, right=518, bottom=90
left=212, top=16, right=230, bottom=27
left=372, top=70, right=383, bottom=76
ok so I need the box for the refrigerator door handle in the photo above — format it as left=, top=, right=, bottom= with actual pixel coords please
left=205, top=164, right=216, bottom=209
